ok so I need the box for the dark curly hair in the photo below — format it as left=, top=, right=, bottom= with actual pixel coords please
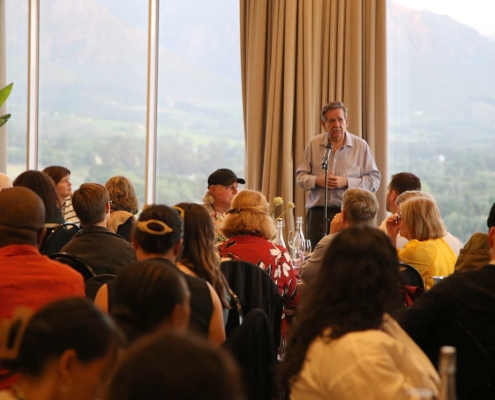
left=278, top=226, right=402, bottom=396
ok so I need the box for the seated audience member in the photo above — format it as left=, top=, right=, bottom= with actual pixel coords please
left=300, top=188, right=378, bottom=284
left=104, top=175, right=139, bottom=242
left=203, top=168, right=245, bottom=243
left=0, top=187, right=85, bottom=389
left=397, top=202, right=495, bottom=399
left=60, top=183, right=136, bottom=275
left=454, top=231, right=491, bottom=272
left=378, top=172, right=421, bottom=248
left=395, top=190, right=463, bottom=255
left=386, top=195, right=456, bottom=289
left=106, top=330, right=244, bottom=400
left=111, top=259, right=190, bottom=343
left=279, top=226, right=439, bottom=399
left=0, top=298, right=122, bottom=400
left=175, top=203, right=230, bottom=321
left=94, top=204, right=225, bottom=346
left=42, top=166, right=79, bottom=225
left=13, top=170, right=64, bottom=225
left=0, top=173, right=12, bottom=191
left=218, top=190, right=299, bottom=353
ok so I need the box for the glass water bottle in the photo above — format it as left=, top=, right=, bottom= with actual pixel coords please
left=438, top=346, right=457, bottom=400
left=273, top=218, right=286, bottom=248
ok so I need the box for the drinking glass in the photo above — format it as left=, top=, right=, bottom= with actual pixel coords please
left=291, top=248, right=303, bottom=277
left=287, top=231, right=295, bottom=250
left=301, top=239, right=312, bottom=258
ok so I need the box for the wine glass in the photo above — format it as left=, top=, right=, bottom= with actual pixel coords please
left=291, top=248, right=303, bottom=277
left=301, top=239, right=312, bottom=258
left=287, top=231, right=295, bottom=251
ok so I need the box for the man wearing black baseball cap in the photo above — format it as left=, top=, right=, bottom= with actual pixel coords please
left=397, top=201, right=495, bottom=398
left=203, top=168, right=245, bottom=243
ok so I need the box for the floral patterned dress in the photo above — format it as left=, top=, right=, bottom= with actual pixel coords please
left=218, top=235, right=300, bottom=355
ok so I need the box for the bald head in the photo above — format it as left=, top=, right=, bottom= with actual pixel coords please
left=0, top=187, right=46, bottom=247
left=0, top=173, right=13, bottom=192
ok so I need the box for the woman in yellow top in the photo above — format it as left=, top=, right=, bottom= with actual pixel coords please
left=386, top=195, right=456, bottom=289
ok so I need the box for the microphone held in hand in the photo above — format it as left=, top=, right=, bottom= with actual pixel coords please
left=321, top=142, right=333, bottom=170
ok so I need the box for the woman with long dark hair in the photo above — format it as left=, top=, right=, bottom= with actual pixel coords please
left=279, top=226, right=439, bottom=399
left=13, top=170, right=65, bottom=225
left=174, top=203, right=230, bottom=312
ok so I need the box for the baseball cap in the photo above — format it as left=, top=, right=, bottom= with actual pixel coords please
left=207, top=169, right=245, bottom=187
left=487, top=202, right=495, bottom=229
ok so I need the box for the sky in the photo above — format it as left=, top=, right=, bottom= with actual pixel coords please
left=392, top=0, right=495, bottom=37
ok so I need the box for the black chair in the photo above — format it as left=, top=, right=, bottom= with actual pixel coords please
left=414, top=318, right=495, bottom=400
left=399, top=262, right=424, bottom=289
left=40, top=222, right=79, bottom=256
left=223, top=309, right=277, bottom=400
left=220, top=260, right=283, bottom=349
left=85, top=274, right=117, bottom=301
left=225, top=286, right=244, bottom=332
left=50, top=252, right=96, bottom=281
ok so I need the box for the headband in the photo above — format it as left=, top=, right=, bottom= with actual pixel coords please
left=136, top=219, right=173, bottom=235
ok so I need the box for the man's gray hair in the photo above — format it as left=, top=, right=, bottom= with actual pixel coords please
left=321, top=101, right=348, bottom=121
left=342, top=188, right=379, bottom=227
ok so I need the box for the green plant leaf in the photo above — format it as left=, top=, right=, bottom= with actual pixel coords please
left=0, top=114, right=11, bottom=128
left=0, top=83, right=14, bottom=108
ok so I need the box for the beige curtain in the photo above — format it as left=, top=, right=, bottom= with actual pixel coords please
left=240, top=0, right=388, bottom=228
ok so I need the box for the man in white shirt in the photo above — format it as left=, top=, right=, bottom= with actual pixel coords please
left=296, top=101, right=381, bottom=248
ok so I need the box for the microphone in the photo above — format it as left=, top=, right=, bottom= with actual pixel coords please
left=321, top=142, right=333, bottom=169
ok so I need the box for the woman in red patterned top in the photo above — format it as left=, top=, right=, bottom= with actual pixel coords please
left=218, top=190, right=299, bottom=354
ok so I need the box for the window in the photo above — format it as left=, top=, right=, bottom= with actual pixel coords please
left=5, top=0, right=28, bottom=177
left=5, top=0, right=244, bottom=208
left=387, top=0, right=495, bottom=242
left=155, top=0, right=244, bottom=205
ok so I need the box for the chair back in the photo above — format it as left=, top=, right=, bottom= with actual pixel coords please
left=84, top=274, right=117, bottom=301
left=50, top=252, right=96, bottom=281
left=40, top=223, right=79, bottom=256
left=399, top=262, right=424, bottom=289
left=425, top=276, right=446, bottom=288
left=223, top=309, right=277, bottom=400
left=399, top=262, right=425, bottom=306
left=220, top=260, right=283, bottom=348
left=225, top=286, right=244, bottom=332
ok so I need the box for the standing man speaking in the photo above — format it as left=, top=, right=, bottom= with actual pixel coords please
left=296, top=102, right=381, bottom=247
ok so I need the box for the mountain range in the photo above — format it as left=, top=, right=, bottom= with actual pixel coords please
left=6, top=0, right=495, bottom=127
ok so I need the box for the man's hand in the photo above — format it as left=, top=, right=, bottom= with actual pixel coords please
left=316, top=174, right=348, bottom=189
left=330, top=213, right=344, bottom=234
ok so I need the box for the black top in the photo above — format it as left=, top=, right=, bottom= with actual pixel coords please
left=397, top=264, right=495, bottom=399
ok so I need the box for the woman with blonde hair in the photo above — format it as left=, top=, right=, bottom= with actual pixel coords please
left=386, top=195, right=456, bottom=288
left=104, top=176, right=139, bottom=242
left=218, top=190, right=299, bottom=353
